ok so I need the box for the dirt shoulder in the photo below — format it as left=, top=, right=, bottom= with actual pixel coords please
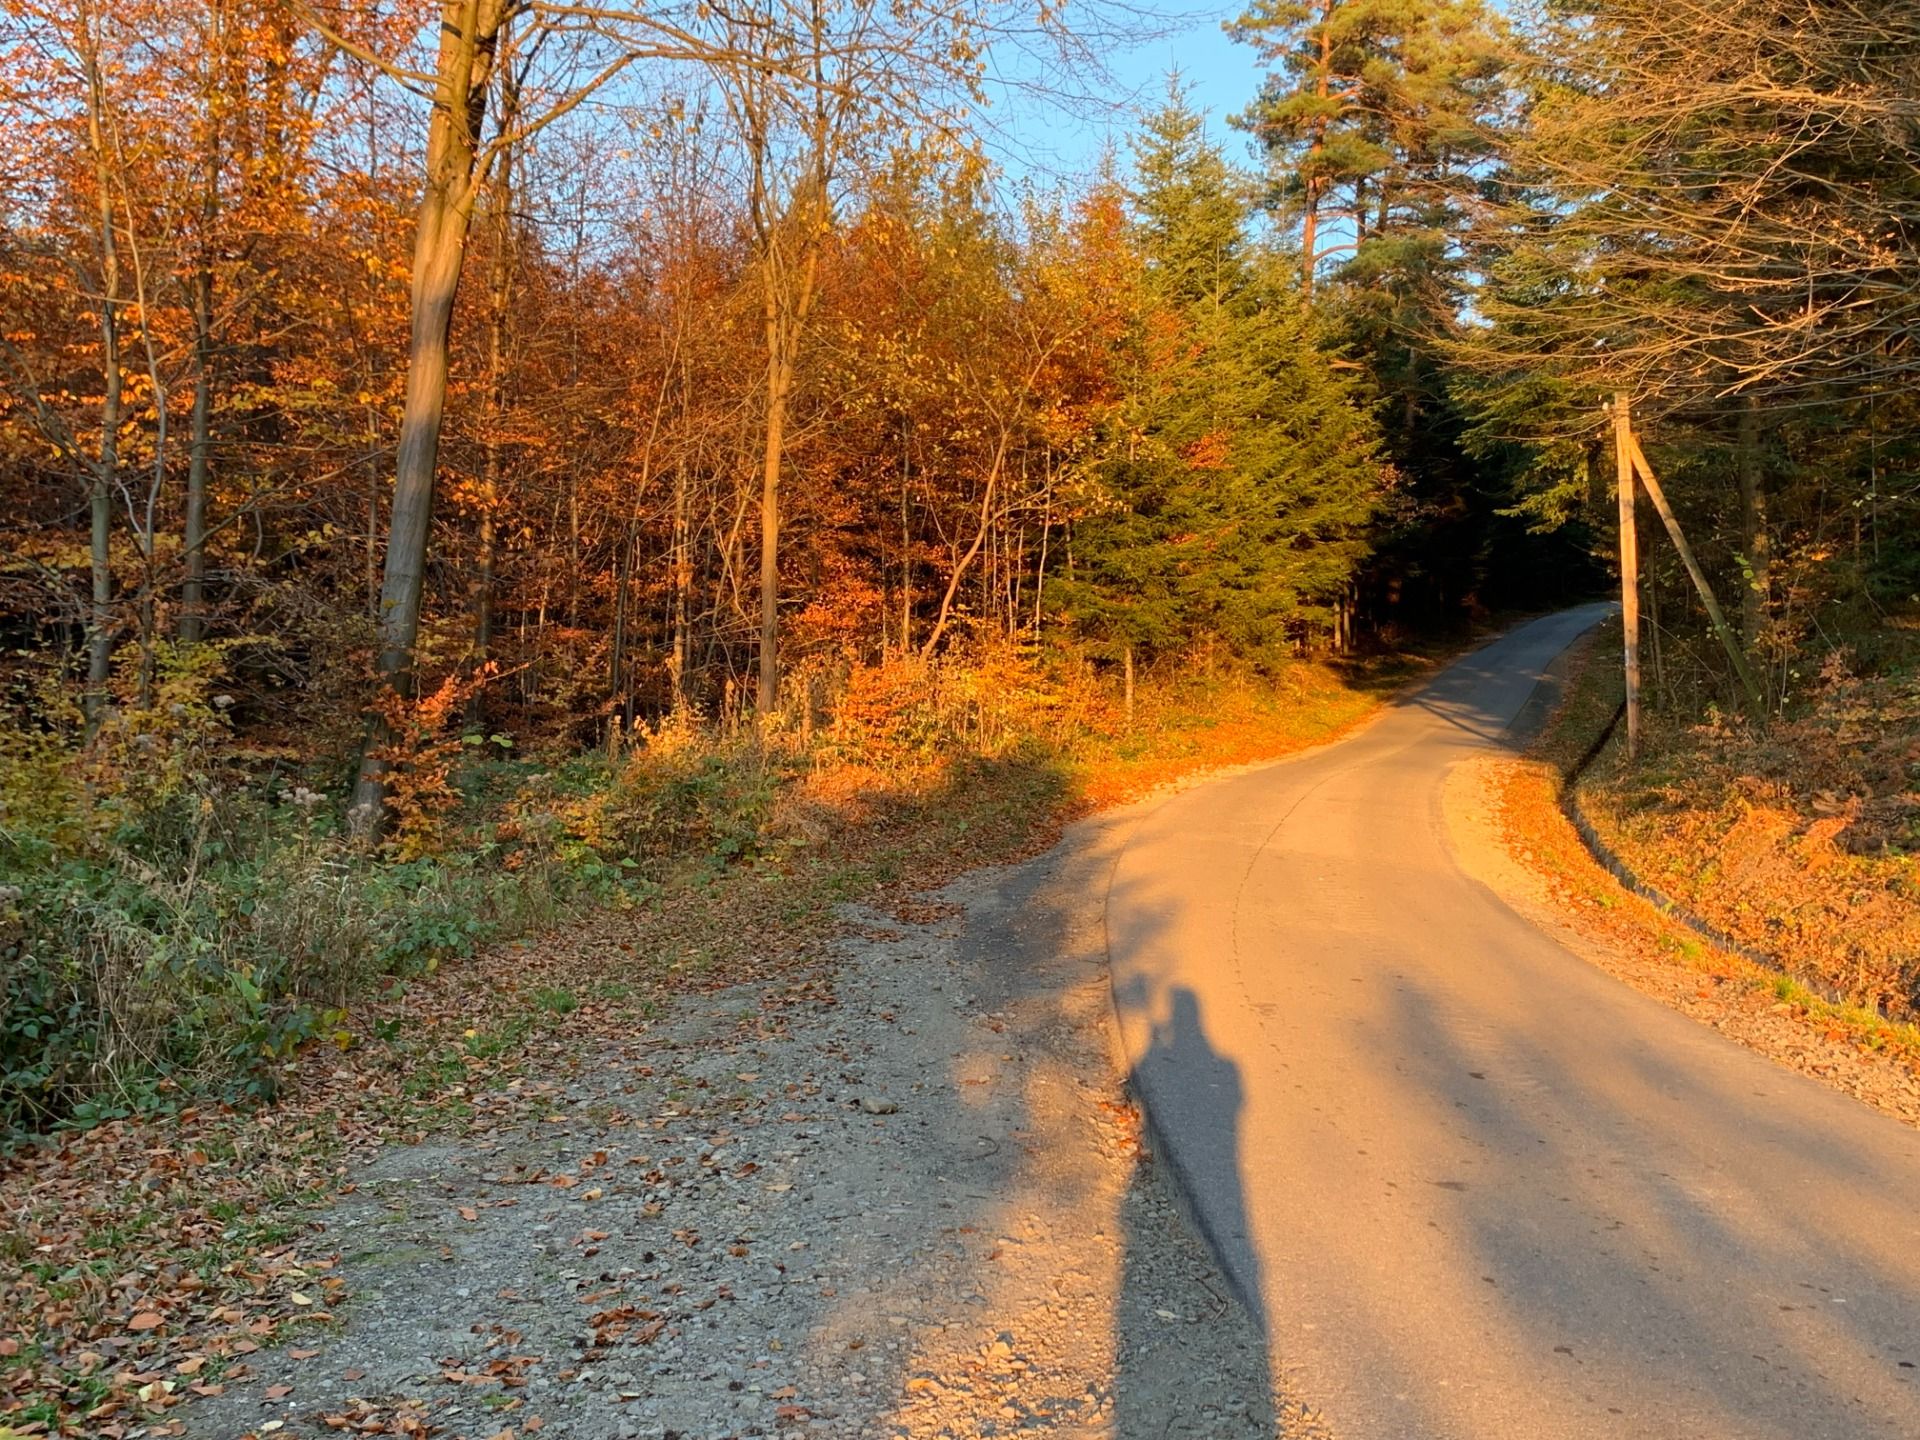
left=13, top=643, right=1453, bottom=1439
left=1444, top=629, right=1920, bottom=1132
left=171, top=799, right=1311, bottom=1440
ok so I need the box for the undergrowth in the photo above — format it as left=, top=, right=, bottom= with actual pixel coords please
left=1, top=637, right=1437, bottom=1142
left=1550, top=617, right=1920, bottom=1019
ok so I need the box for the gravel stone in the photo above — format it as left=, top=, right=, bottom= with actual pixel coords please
left=182, top=804, right=1316, bottom=1439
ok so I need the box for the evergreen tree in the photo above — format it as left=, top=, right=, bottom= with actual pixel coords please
left=1055, top=89, right=1387, bottom=660
left=1224, top=0, right=1589, bottom=626
left=1228, top=0, right=1505, bottom=302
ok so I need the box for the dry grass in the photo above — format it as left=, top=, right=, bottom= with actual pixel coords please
left=1562, top=621, right=1920, bottom=1018
left=1491, top=625, right=1920, bottom=1076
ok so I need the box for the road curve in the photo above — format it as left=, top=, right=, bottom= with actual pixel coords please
left=1107, top=606, right=1920, bottom=1440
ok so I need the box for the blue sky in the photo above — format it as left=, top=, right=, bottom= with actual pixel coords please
left=982, top=3, right=1264, bottom=189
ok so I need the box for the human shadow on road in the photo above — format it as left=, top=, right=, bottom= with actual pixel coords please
left=1112, top=981, right=1279, bottom=1437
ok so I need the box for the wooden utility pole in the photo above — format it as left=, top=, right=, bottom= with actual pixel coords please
left=1624, top=432, right=1768, bottom=717
left=1613, top=393, right=1641, bottom=759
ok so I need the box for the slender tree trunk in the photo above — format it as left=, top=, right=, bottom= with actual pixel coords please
left=181, top=33, right=221, bottom=646
left=610, top=517, right=633, bottom=720
left=899, top=426, right=912, bottom=651
left=757, top=340, right=791, bottom=717
left=1299, top=5, right=1334, bottom=301
left=365, top=396, right=382, bottom=622
left=920, top=433, right=1010, bottom=658
left=82, top=27, right=120, bottom=730
left=181, top=267, right=214, bottom=643
left=1648, top=572, right=1666, bottom=707
left=1031, top=455, right=1050, bottom=636
left=558, top=479, right=577, bottom=627
left=468, top=77, right=517, bottom=725
left=740, top=25, right=831, bottom=718
left=353, top=0, right=507, bottom=820
left=671, top=459, right=690, bottom=707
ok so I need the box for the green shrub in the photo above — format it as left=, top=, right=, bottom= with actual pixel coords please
left=0, top=647, right=610, bottom=1138
left=557, top=718, right=776, bottom=865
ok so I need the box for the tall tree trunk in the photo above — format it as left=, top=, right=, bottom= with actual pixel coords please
left=180, top=9, right=222, bottom=646
left=899, top=425, right=912, bottom=651
left=757, top=338, right=790, bottom=716
left=353, top=0, right=507, bottom=820
left=468, top=72, right=517, bottom=725
left=1299, top=2, right=1334, bottom=301
left=82, top=24, right=120, bottom=730
left=670, top=459, right=690, bottom=707
left=752, top=205, right=824, bottom=717
left=1031, top=450, right=1050, bottom=636
left=365, top=395, right=382, bottom=622
left=610, top=518, right=633, bottom=721
left=180, top=263, right=214, bottom=643
left=741, top=13, right=831, bottom=719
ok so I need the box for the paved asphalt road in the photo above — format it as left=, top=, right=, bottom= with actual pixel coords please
left=1106, top=606, right=1920, bottom=1439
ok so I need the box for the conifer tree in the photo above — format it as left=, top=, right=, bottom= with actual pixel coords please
left=1056, top=90, right=1386, bottom=659
left=1228, top=0, right=1504, bottom=300
left=1228, top=0, right=1537, bottom=623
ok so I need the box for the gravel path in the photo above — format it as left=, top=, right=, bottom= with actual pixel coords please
left=183, top=806, right=1305, bottom=1440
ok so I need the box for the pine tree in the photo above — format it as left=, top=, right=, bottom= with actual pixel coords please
left=1228, top=0, right=1549, bottom=625
left=1228, top=0, right=1505, bottom=303
left=1055, top=89, right=1386, bottom=660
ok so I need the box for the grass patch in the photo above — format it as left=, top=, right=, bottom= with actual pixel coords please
left=1514, top=622, right=1920, bottom=1066
left=1564, top=619, right=1920, bottom=1020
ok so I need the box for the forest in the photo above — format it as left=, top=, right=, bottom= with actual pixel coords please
left=1, top=0, right=1916, bottom=1137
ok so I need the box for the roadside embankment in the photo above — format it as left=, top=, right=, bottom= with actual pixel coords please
left=1448, top=620, right=1920, bottom=1129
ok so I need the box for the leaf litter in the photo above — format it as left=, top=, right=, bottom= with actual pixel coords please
left=1, top=690, right=1403, bottom=1438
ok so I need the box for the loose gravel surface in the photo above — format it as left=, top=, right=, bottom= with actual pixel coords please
left=183, top=807, right=1306, bottom=1440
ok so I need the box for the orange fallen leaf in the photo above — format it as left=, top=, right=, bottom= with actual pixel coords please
left=459, top=1206, right=479, bottom=1222
left=290, top=1348, right=321, bottom=1360
left=128, top=1313, right=164, bottom=1331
